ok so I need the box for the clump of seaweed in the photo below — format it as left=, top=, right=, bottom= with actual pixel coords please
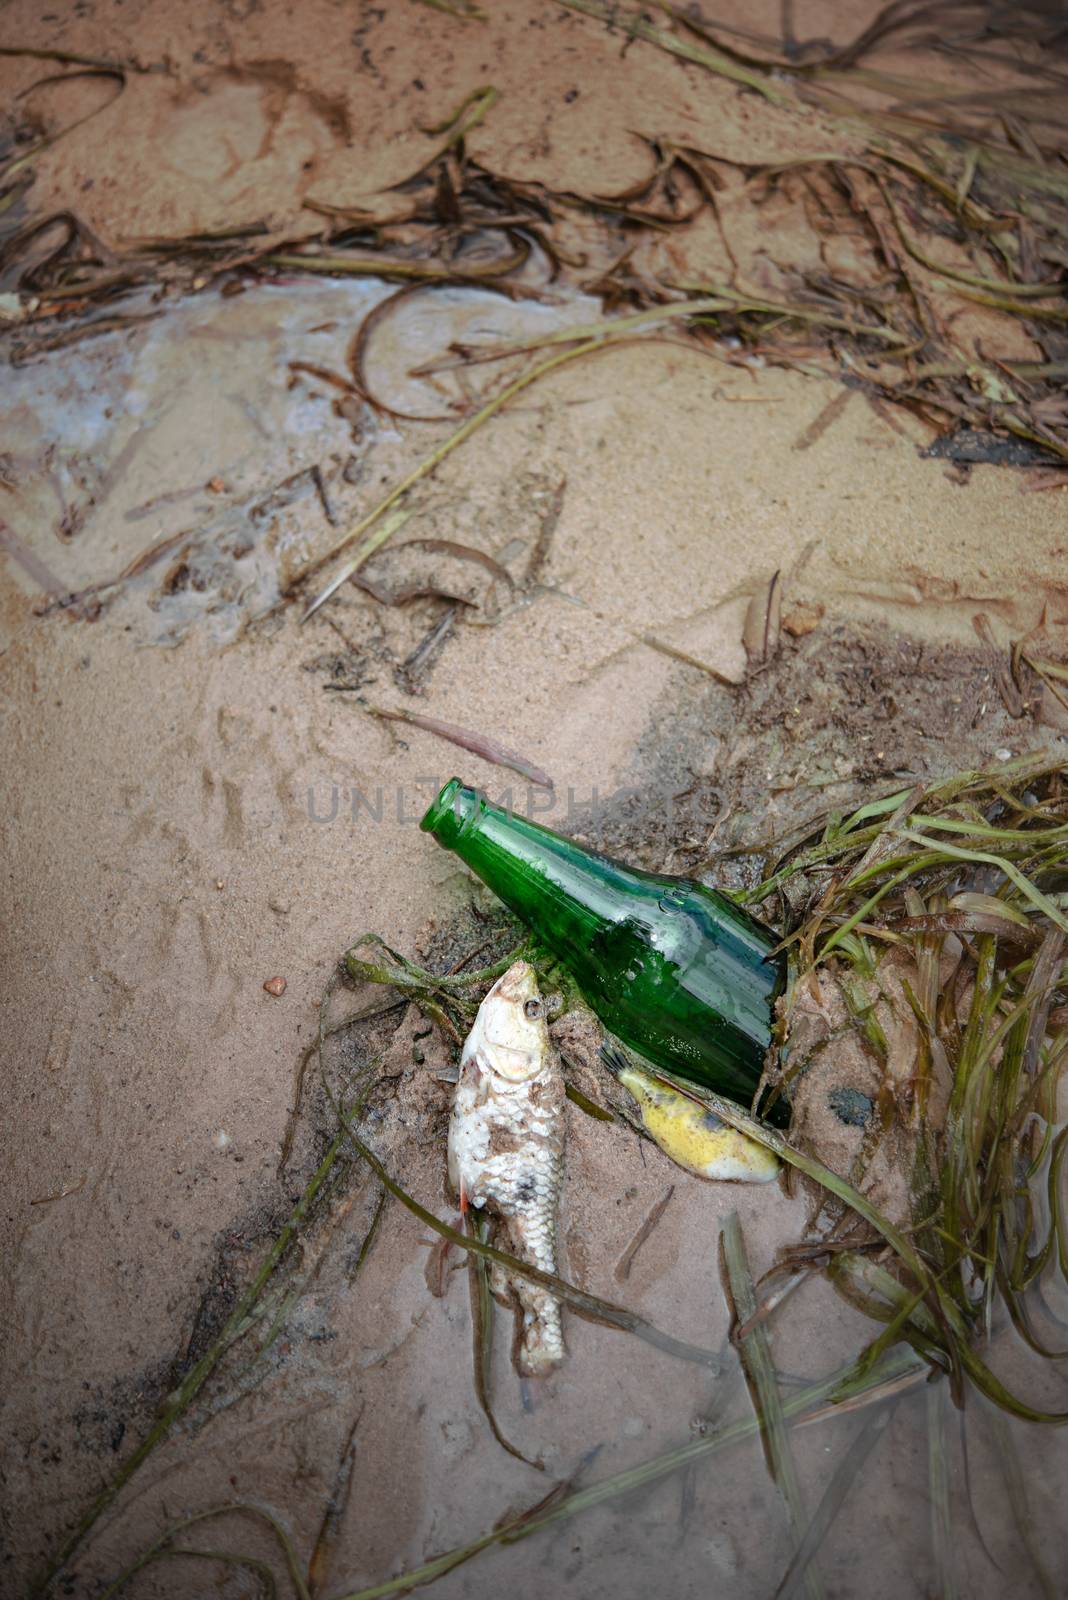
left=5, top=10, right=1068, bottom=637
left=6, top=1, right=1068, bottom=489
left=309, top=750, right=1068, bottom=1596
left=35, top=751, right=1067, bottom=1597
left=711, top=749, right=1068, bottom=1418
left=338, top=750, right=1068, bottom=1428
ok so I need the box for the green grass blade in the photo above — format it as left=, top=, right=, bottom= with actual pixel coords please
left=32, top=1131, right=352, bottom=1596
left=987, top=1410, right=1058, bottom=1600
left=893, top=831, right=1068, bottom=935
left=331, top=1350, right=924, bottom=1600
left=98, top=1505, right=310, bottom=1600
left=722, top=1212, right=825, bottom=1600
left=927, top=1382, right=958, bottom=1600
left=774, top=1405, right=892, bottom=1600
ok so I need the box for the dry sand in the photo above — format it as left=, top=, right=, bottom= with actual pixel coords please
left=2, top=4, right=1068, bottom=1597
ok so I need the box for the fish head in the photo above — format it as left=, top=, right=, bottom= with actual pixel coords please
left=467, top=959, right=550, bottom=1083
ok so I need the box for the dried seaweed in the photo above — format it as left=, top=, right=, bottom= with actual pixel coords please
left=712, top=752, right=1068, bottom=1425
left=6, top=11, right=1068, bottom=470
left=32, top=1120, right=368, bottom=1596
left=363, top=704, right=553, bottom=789
left=558, top=0, right=789, bottom=105
left=466, top=1210, right=543, bottom=1470
left=34, top=523, right=191, bottom=619
left=306, top=1412, right=362, bottom=1597
left=326, top=1347, right=923, bottom=1600
left=551, top=2, right=1068, bottom=463
left=296, top=336, right=611, bottom=617
left=268, top=237, right=531, bottom=287
left=614, top=1185, right=674, bottom=1282
left=722, top=1213, right=825, bottom=1600
left=400, top=536, right=514, bottom=588
left=347, top=281, right=510, bottom=424
left=0, top=55, right=129, bottom=185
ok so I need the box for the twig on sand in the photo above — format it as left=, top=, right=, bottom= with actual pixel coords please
left=614, top=1185, right=675, bottom=1281
left=365, top=704, right=554, bottom=789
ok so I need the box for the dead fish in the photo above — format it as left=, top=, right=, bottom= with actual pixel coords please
left=605, top=1043, right=780, bottom=1184
left=448, top=960, right=566, bottom=1375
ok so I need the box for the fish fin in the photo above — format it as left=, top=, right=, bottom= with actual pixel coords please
left=599, top=1038, right=633, bottom=1078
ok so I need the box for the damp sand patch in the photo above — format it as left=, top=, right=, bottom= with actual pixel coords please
left=34, top=742, right=1068, bottom=1600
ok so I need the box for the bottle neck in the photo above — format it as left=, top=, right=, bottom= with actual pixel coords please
left=421, top=780, right=642, bottom=957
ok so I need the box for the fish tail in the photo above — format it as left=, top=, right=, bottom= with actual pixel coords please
left=507, top=1206, right=564, bottom=1375
left=516, top=1287, right=564, bottom=1376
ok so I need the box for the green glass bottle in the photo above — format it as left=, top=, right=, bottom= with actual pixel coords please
left=420, top=779, right=786, bottom=1113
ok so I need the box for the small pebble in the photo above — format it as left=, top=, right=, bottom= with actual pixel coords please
left=995, top=748, right=1013, bottom=762
left=829, top=1086, right=874, bottom=1128
left=782, top=602, right=825, bottom=639
left=213, top=1130, right=232, bottom=1152
left=206, top=476, right=226, bottom=493
left=263, top=975, right=287, bottom=997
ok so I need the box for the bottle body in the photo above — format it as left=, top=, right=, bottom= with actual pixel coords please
left=421, top=780, right=785, bottom=1110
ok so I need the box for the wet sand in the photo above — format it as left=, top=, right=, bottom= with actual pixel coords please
left=3, top=4, right=1068, bottom=1597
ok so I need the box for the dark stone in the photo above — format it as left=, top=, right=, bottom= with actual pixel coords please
left=923, top=428, right=1058, bottom=467
left=828, top=1086, right=874, bottom=1128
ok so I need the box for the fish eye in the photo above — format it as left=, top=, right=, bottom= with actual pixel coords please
left=524, top=998, right=543, bottom=1020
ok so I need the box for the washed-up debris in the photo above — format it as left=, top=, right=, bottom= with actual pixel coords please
left=421, top=778, right=785, bottom=1108
left=605, top=1043, right=780, bottom=1183
left=52, top=748, right=1068, bottom=1594
left=613, top=1184, right=675, bottom=1283
left=449, top=961, right=566, bottom=1375
left=924, top=429, right=1059, bottom=468
left=6, top=8, right=1068, bottom=641
left=368, top=708, right=554, bottom=790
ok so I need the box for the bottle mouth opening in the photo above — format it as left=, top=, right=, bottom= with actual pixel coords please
left=420, top=778, right=480, bottom=842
